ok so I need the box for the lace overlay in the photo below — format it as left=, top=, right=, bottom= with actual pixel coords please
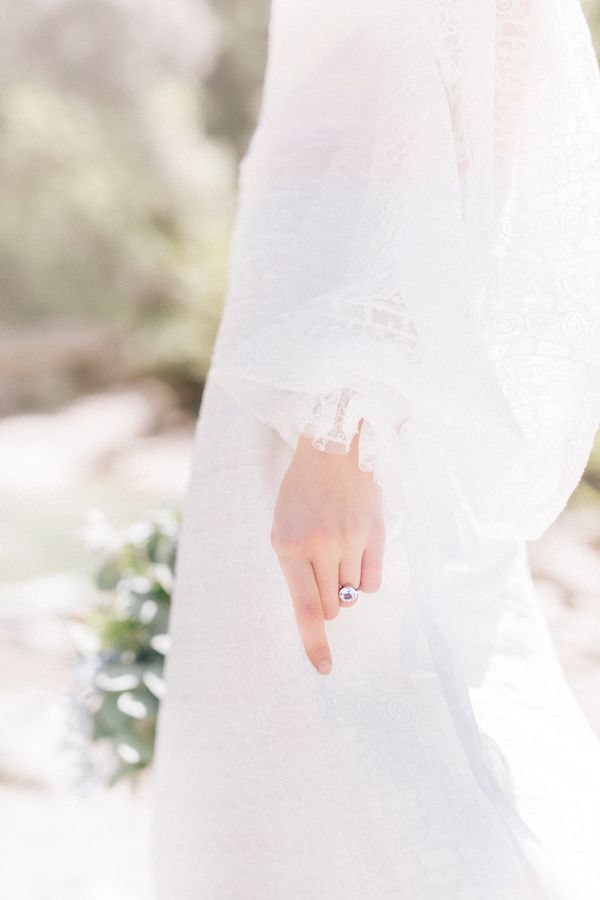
left=298, top=388, right=363, bottom=454
left=296, top=384, right=414, bottom=477
left=211, top=0, right=600, bottom=539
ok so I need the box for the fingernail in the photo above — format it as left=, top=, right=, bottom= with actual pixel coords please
left=318, top=659, right=332, bottom=675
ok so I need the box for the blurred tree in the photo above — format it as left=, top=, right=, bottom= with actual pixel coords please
left=0, top=0, right=268, bottom=412
left=203, top=0, right=270, bottom=157
left=584, top=0, right=600, bottom=46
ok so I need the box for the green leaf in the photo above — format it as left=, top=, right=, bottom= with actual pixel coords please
left=96, top=560, right=122, bottom=591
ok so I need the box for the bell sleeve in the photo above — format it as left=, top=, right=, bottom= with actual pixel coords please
left=209, top=0, right=504, bottom=525
left=209, top=0, right=432, bottom=485
left=209, top=0, right=600, bottom=538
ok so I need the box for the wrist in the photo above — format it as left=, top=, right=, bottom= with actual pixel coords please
left=295, top=418, right=363, bottom=461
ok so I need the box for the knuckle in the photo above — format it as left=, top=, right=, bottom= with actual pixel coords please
left=360, top=574, right=382, bottom=593
left=370, top=520, right=386, bottom=543
left=340, top=521, right=366, bottom=543
left=363, top=553, right=383, bottom=572
left=271, top=529, right=307, bottom=558
left=296, top=600, right=321, bottom=621
left=360, top=562, right=383, bottom=592
left=306, top=526, right=338, bottom=552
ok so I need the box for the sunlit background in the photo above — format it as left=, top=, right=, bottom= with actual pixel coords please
left=1, top=2, right=600, bottom=898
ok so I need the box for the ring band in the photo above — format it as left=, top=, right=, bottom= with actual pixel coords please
left=339, top=584, right=359, bottom=605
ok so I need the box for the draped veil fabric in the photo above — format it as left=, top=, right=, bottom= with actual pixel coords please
left=153, top=2, right=600, bottom=898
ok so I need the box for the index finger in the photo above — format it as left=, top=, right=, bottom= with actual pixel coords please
left=277, top=556, right=332, bottom=675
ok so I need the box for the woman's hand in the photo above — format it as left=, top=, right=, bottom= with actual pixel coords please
left=270, top=423, right=385, bottom=675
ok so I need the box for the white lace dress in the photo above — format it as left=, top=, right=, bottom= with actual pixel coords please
left=152, top=2, right=600, bottom=897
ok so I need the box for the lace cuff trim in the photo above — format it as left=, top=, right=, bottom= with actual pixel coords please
left=295, top=385, right=413, bottom=475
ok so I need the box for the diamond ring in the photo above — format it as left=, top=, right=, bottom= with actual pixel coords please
left=338, top=584, right=359, bottom=605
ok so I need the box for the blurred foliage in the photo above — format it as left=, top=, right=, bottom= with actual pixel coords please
left=71, top=510, right=177, bottom=785
left=585, top=0, right=600, bottom=43
left=204, top=0, right=271, bottom=154
left=0, top=0, right=269, bottom=413
left=578, top=436, right=600, bottom=504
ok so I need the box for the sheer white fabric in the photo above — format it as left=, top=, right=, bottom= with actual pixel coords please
left=153, top=2, right=600, bottom=898
left=210, top=0, right=600, bottom=539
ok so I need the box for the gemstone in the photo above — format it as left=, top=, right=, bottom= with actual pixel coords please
left=339, top=585, right=359, bottom=604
